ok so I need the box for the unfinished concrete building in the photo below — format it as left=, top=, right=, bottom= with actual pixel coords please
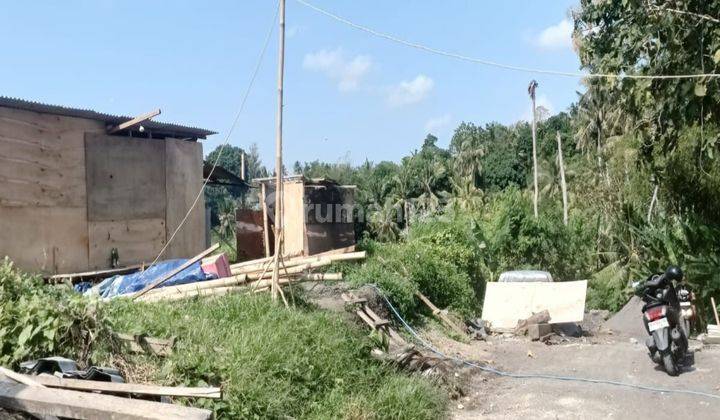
left=0, top=97, right=215, bottom=274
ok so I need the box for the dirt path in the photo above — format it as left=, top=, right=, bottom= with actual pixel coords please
left=428, top=331, right=720, bottom=419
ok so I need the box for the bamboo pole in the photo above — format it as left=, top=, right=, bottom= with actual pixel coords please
left=556, top=131, right=568, bottom=226
left=271, top=0, right=287, bottom=303
left=711, top=297, right=720, bottom=325
left=230, top=251, right=366, bottom=275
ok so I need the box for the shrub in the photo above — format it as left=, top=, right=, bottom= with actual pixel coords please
left=0, top=258, right=112, bottom=367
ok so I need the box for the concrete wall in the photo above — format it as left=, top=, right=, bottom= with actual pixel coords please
left=0, top=106, right=206, bottom=274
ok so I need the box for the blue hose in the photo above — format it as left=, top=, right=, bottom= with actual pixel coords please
left=369, top=284, right=720, bottom=402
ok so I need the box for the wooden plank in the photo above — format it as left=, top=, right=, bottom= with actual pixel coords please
left=415, top=291, right=466, bottom=336
left=85, top=133, right=167, bottom=222
left=32, top=374, right=221, bottom=399
left=282, top=181, right=306, bottom=256
left=132, top=243, right=219, bottom=299
left=107, top=109, right=161, bottom=134
left=0, top=381, right=212, bottom=420
left=481, top=280, right=588, bottom=330
left=261, top=183, right=270, bottom=257
left=47, top=264, right=143, bottom=282
left=0, top=367, right=44, bottom=387
left=165, top=139, right=205, bottom=259
left=88, top=218, right=166, bottom=270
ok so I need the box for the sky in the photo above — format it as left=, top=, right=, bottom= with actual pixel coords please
left=0, top=0, right=582, bottom=168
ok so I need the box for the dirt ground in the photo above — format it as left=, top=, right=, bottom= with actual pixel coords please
left=428, top=329, right=720, bottom=419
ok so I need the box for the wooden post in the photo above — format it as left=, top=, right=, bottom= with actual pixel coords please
left=260, top=183, right=270, bottom=257
left=711, top=297, right=720, bottom=325
left=271, top=0, right=287, bottom=303
left=415, top=291, right=466, bottom=336
left=529, top=80, right=539, bottom=218
left=556, top=131, right=568, bottom=226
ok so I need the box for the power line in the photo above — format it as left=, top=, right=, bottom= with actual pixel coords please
left=295, top=0, right=720, bottom=80
left=144, top=1, right=279, bottom=272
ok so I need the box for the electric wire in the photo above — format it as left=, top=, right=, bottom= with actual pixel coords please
left=295, top=0, right=720, bottom=80
left=369, top=284, right=720, bottom=402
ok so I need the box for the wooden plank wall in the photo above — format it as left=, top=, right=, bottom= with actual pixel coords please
left=0, top=107, right=102, bottom=273
left=85, top=134, right=168, bottom=269
left=0, top=107, right=206, bottom=273
left=164, top=138, right=205, bottom=259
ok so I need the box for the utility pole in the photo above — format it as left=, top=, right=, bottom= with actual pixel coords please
left=528, top=80, right=539, bottom=218
left=556, top=131, right=568, bottom=226
left=271, top=0, right=286, bottom=304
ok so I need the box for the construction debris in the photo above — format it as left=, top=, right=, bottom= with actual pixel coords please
left=514, top=310, right=551, bottom=336
left=134, top=248, right=364, bottom=303
left=0, top=366, right=214, bottom=420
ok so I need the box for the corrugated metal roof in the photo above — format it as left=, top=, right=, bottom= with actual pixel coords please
left=0, top=96, right=216, bottom=139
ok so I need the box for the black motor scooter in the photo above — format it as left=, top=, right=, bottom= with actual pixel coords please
left=634, top=266, right=690, bottom=376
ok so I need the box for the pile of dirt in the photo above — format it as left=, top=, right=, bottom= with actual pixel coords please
left=603, top=296, right=647, bottom=339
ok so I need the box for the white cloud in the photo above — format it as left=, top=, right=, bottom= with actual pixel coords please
left=387, top=74, right=434, bottom=107
left=535, top=19, right=573, bottom=50
left=424, top=114, right=452, bottom=133
left=302, top=48, right=372, bottom=92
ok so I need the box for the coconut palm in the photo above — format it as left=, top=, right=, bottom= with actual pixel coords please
left=390, top=164, right=417, bottom=228
left=368, top=198, right=400, bottom=242
left=446, top=175, right=484, bottom=214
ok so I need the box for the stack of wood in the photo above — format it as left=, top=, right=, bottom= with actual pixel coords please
left=135, top=247, right=365, bottom=303
left=0, top=367, right=218, bottom=419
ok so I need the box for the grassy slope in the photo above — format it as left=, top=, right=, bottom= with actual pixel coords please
left=106, top=295, right=447, bottom=419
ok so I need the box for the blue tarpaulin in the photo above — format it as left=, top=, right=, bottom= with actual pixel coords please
left=81, top=259, right=215, bottom=298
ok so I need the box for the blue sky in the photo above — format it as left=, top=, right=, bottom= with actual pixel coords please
left=0, top=0, right=581, bottom=167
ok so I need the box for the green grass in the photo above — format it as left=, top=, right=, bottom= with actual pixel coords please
left=105, top=295, right=447, bottom=419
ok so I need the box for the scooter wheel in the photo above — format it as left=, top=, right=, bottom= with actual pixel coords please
left=663, top=354, right=678, bottom=376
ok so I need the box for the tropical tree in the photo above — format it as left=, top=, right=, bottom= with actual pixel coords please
left=368, top=198, right=400, bottom=242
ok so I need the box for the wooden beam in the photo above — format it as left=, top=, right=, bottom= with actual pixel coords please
left=0, top=382, right=212, bottom=420
left=108, top=109, right=161, bottom=134
left=0, top=367, right=44, bottom=387
left=31, top=374, right=221, bottom=399
left=415, top=291, right=466, bottom=336
left=132, top=243, right=219, bottom=299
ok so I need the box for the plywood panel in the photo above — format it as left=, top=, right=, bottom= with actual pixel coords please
left=164, top=138, right=205, bottom=259
left=282, top=181, right=306, bottom=256
left=0, top=107, right=96, bottom=207
left=481, top=280, right=588, bottom=330
left=0, top=206, right=88, bottom=274
left=88, top=218, right=166, bottom=269
left=85, top=133, right=166, bottom=221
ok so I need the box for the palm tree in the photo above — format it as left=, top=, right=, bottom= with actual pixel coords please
left=414, top=161, right=447, bottom=217
left=446, top=175, right=484, bottom=214
left=369, top=198, right=400, bottom=242
left=573, top=81, right=628, bottom=184
left=391, top=164, right=417, bottom=229
left=452, top=133, right=484, bottom=184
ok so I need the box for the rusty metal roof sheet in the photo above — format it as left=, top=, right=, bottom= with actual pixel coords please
left=0, top=96, right=216, bottom=139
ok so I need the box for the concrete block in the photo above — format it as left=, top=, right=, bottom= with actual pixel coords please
left=528, top=323, right=552, bottom=340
